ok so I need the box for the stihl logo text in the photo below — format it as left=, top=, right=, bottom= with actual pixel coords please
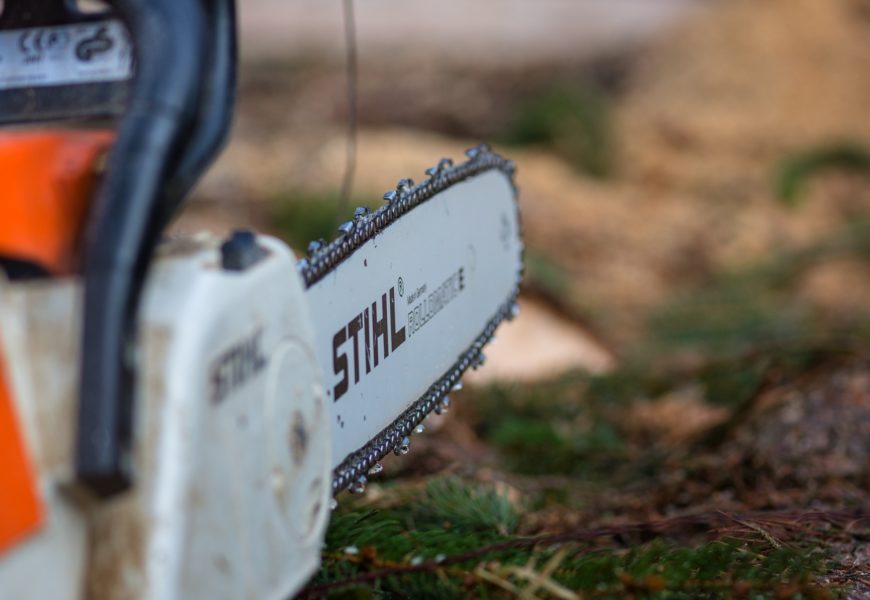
left=332, top=287, right=406, bottom=402
left=210, top=330, right=268, bottom=404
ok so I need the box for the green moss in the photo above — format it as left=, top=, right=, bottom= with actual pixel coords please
left=697, top=359, right=768, bottom=409
left=583, top=367, right=673, bottom=407
left=648, top=219, right=870, bottom=357
left=324, top=478, right=519, bottom=565
left=503, top=85, right=614, bottom=178
left=314, top=488, right=833, bottom=599
left=269, top=190, right=381, bottom=252
left=775, top=142, right=870, bottom=205
left=421, top=477, right=519, bottom=536
left=464, top=375, right=643, bottom=482
left=523, top=250, right=572, bottom=300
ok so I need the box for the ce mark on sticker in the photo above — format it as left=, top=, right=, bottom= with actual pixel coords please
left=18, top=28, right=70, bottom=61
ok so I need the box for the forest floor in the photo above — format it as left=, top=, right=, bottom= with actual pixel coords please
left=182, top=0, right=870, bottom=597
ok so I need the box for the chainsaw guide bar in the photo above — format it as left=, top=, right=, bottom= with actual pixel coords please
left=298, top=145, right=523, bottom=496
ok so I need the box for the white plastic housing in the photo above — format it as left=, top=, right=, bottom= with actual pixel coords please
left=0, top=234, right=330, bottom=600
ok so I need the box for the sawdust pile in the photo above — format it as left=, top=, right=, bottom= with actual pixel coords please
left=520, top=0, right=870, bottom=349
left=621, top=0, right=870, bottom=190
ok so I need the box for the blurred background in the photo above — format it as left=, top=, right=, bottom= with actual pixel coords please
left=181, top=1, right=869, bottom=595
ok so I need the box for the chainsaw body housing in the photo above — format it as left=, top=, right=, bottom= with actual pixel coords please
left=0, top=235, right=330, bottom=599
left=0, top=2, right=524, bottom=598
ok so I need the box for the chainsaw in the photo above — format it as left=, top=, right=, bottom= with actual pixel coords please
left=0, top=1, right=522, bottom=599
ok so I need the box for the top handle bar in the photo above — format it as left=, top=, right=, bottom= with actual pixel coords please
left=76, top=0, right=237, bottom=498
left=0, top=0, right=238, bottom=498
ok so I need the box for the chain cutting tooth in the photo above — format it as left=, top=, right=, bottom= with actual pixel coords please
left=425, top=158, right=454, bottom=178
left=452, top=382, right=463, bottom=392
left=465, top=143, right=491, bottom=159
left=473, top=353, right=486, bottom=369
left=435, top=395, right=450, bottom=415
left=368, top=462, right=384, bottom=476
left=394, top=436, right=411, bottom=456
left=307, top=238, right=326, bottom=256
left=415, top=424, right=425, bottom=434
left=509, top=302, right=521, bottom=320
left=383, top=190, right=398, bottom=203
left=348, top=476, right=367, bottom=494
left=337, top=221, right=355, bottom=235
left=354, top=206, right=369, bottom=220
left=296, top=258, right=310, bottom=271
left=329, top=498, right=338, bottom=511
left=397, top=178, right=414, bottom=194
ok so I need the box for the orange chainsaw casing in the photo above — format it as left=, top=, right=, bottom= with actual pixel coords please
left=0, top=350, right=42, bottom=555
left=0, top=130, right=115, bottom=276
left=0, top=130, right=113, bottom=554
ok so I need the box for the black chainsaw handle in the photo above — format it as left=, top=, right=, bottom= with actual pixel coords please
left=75, top=0, right=237, bottom=497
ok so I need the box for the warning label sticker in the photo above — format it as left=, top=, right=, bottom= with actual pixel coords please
left=0, top=20, right=133, bottom=91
